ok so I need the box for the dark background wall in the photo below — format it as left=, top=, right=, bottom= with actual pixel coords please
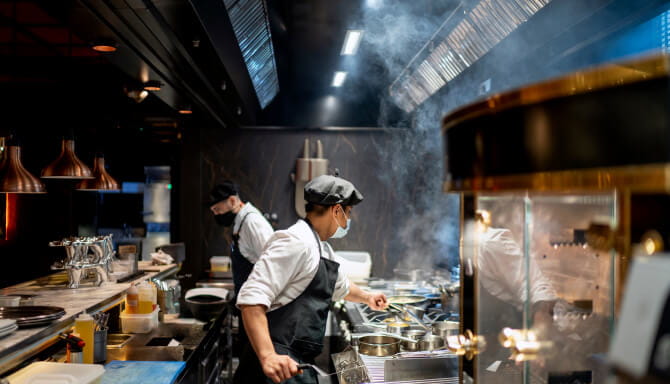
left=196, top=127, right=461, bottom=279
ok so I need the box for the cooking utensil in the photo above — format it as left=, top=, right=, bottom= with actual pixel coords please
left=393, top=304, right=431, bottom=332
left=401, top=329, right=425, bottom=351
left=404, top=304, right=425, bottom=319
left=432, top=320, right=459, bottom=338
left=387, top=295, right=427, bottom=305
left=358, top=335, right=401, bottom=356
left=419, top=335, right=445, bottom=351
left=331, top=348, right=370, bottom=384
left=353, top=332, right=418, bottom=343
left=184, top=288, right=228, bottom=321
left=297, top=363, right=367, bottom=377
left=386, top=322, right=409, bottom=334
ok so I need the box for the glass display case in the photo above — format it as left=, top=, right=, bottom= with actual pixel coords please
left=442, top=54, right=670, bottom=384
left=459, top=192, right=617, bottom=383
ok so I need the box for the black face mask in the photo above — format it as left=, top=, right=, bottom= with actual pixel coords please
left=215, top=211, right=236, bottom=227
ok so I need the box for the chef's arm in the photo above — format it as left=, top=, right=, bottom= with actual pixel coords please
left=344, top=282, right=388, bottom=310
left=240, top=304, right=299, bottom=383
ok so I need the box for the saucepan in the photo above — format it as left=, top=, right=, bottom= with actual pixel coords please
left=357, top=335, right=401, bottom=356
left=401, top=329, right=425, bottom=351
left=419, top=334, right=445, bottom=351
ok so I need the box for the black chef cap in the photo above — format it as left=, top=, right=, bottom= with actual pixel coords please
left=304, top=175, right=363, bottom=206
left=208, top=181, right=239, bottom=207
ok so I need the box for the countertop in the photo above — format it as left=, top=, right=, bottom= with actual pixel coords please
left=0, top=263, right=178, bottom=374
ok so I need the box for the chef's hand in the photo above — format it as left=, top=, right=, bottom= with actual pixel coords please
left=367, top=292, right=388, bottom=310
left=260, top=352, right=300, bottom=383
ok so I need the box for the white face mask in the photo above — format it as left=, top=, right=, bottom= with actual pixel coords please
left=330, top=207, right=351, bottom=239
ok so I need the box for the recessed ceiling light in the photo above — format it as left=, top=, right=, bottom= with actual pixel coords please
left=341, top=30, right=363, bottom=55
left=143, top=80, right=162, bottom=91
left=332, top=71, right=347, bottom=87
left=91, top=39, right=118, bottom=53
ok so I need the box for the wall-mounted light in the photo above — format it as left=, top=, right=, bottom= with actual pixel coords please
left=91, top=39, right=118, bottom=53
left=341, top=30, right=364, bottom=55
left=42, top=139, right=93, bottom=180
left=332, top=71, right=347, bottom=87
left=143, top=80, right=162, bottom=91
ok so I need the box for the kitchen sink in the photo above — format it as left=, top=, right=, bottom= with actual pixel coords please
left=107, top=333, right=134, bottom=348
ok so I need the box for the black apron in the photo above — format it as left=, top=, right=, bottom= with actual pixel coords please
left=231, top=212, right=256, bottom=295
left=233, top=220, right=339, bottom=384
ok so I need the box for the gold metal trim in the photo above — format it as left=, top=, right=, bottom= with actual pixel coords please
left=444, top=164, right=670, bottom=193
left=442, top=53, right=670, bottom=132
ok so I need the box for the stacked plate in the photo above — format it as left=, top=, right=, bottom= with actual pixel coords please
left=0, top=306, right=66, bottom=328
left=0, top=319, right=18, bottom=337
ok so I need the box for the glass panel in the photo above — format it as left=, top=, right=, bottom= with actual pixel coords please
left=468, top=192, right=616, bottom=383
left=471, top=193, right=528, bottom=383
left=526, top=193, right=616, bottom=383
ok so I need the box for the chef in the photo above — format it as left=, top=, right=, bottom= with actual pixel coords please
left=234, top=175, right=388, bottom=384
left=209, top=180, right=274, bottom=294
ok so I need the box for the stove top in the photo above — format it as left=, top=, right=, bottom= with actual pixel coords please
left=337, top=279, right=458, bottom=333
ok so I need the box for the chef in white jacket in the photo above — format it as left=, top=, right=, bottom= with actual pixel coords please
left=234, top=175, right=387, bottom=384
left=208, top=181, right=274, bottom=294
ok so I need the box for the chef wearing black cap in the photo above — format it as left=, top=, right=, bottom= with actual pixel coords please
left=208, top=181, right=274, bottom=294
left=234, top=175, right=388, bottom=384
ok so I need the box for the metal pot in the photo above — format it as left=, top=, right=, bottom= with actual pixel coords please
left=401, top=329, right=425, bottom=351
left=440, top=284, right=459, bottom=313
left=358, top=335, right=401, bottom=356
left=432, top=321, right=459, bottom=338
left=404, top=304, right=425, bottom=320
left=419, top=335, right=445, bottom=351
left=386, top=322, right=409, bottom=335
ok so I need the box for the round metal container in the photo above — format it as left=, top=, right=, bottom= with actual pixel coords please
left=401, top=329, right=425, bottom=351
left=419, top=335, right=445, bottom=351
left=386, top=322, right=409, bottom=334
left=432, top=321, right=459, bottom=338
left=358, top=335, right=401, bottom=356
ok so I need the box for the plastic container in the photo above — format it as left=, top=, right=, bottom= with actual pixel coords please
left=334, top=251, right=372, bottom=283
left=210, top=256, right=231, bottom=272
left=74, top=312, right=95, bottom=364
left=120, top=306, right=159, bottom=333
left=7, top=362, right=105, bottom=384
left=125, top=284, right=139, bottom=314
left=137, top=282, right=154, bottom=314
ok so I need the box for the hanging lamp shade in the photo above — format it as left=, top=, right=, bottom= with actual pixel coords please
left=41, top=139, right=93, bottom=179
left=0, top=145, right=46, bottom=193
left=76, top=154, right=120, bottom=191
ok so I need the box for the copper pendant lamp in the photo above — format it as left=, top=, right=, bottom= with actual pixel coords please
left=76, top=154, right=120, bottom=191
left=0, top=144, right=47, bottom=194
left=41, top=138, right=94, bottom=179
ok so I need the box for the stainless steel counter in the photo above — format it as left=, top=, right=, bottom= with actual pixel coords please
left=0, top=263, right=178, bottom=375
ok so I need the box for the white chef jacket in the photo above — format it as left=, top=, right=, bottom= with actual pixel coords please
left=233, top=202, right=274, bottom=264
left=477, top=228, right=557, bottom=310
left=236, top=220, right=351, bottom=311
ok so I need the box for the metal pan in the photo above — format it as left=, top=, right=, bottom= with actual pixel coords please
left=358, top=335, right=401, bottom=356
left=387, top=295, right=427, bottom=305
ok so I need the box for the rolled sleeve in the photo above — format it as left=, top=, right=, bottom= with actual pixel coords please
left=236, top=232, right=308, bottom=309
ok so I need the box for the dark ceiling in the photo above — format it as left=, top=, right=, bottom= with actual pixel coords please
left=258, top=0, right=460, bottom=127
left=3, top=0, right=669, bottom=135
